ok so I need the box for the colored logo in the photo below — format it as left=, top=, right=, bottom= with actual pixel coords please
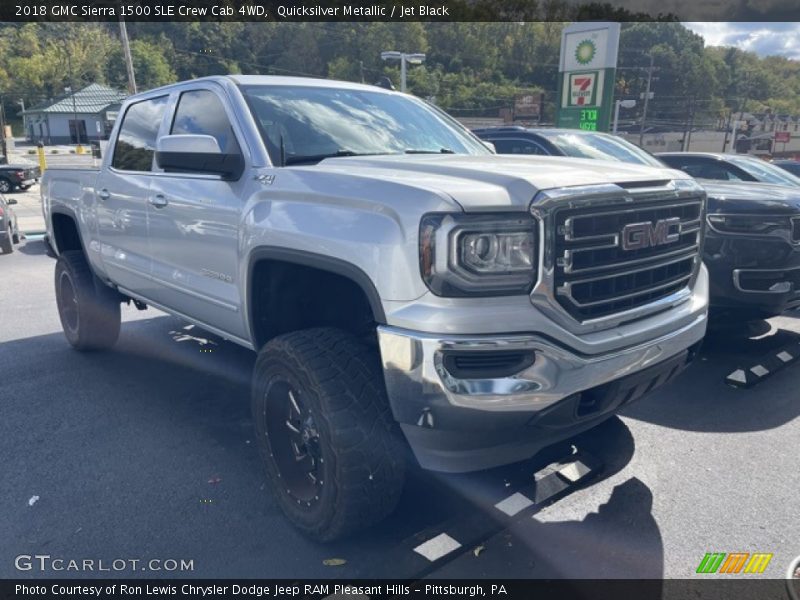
left=696, top=552, right=773, bottom=574
left=568, top=71, right=597, bottom=107
left=575, top=40, right=596, bottom=65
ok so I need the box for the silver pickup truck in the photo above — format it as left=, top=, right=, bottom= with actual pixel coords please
left=42, top=75, right=708, bottom=540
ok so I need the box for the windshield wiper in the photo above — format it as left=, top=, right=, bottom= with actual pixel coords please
left=284, top=150, right=380, bottom=166
left=404, top=148, right=456, bottom=154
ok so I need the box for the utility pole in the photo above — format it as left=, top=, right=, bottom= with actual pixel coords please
left=64, top=43, right=82, bottom=150
left=685, top=96, right=695, bottom=151
left=722, top=71, right=750, bottom=153
left=722, top=109, right=734, bottom=152
left=119, top=16, right=137, bottom=95
left=638, top=54, right=655, bottom=147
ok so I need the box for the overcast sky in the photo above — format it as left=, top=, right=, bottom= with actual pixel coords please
left=684, top=23, right=800, bottom=59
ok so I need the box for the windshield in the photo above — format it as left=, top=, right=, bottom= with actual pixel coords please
left=537, top=131, right=664, bottom=167
left=727, top=155, right=800, bottom=187
left=240, top=85, right=489, bottom=164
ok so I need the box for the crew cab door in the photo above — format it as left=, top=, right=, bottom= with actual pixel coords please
left=146, top=86, right=249, bottom=340
left=96, top=95, right=169, bottom=291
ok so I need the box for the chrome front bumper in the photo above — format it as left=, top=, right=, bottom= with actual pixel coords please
left=377, top=311, right=707, bottom=414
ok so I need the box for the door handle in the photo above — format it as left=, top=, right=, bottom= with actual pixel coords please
left=97, top=188, right=110, bottom=201
left=149, top=194, right=169, bottom=208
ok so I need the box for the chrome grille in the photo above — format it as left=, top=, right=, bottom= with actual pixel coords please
left=553, top=198, right=703, bottom=321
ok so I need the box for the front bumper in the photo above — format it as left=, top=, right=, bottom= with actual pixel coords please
left=378, top=312, right=706, bottom=472
left=704, top=232, right=800, bottom=316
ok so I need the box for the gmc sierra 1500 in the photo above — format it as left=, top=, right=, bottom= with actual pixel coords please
left=42, top=75, right=708, bottom=541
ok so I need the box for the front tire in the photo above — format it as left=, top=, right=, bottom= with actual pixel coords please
left=55, top=250, right=121, bottom=350
left=0, top=178, right=11, bottom=194
left=251, top=327, right=405, bottom=541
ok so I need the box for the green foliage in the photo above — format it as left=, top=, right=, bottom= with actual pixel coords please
left=0, top=20, right=798, bottom=129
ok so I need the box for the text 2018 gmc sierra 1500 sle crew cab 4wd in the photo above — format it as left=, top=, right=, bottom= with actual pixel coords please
left=42, top=76, right=708, bottom=541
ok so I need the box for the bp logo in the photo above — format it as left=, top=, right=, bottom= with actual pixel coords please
left=575, top=39, right=596, bottom=65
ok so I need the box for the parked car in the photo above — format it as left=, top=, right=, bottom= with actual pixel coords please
left=657, top=152, right=800, bottom=188
left=472, top=126, right=665, bottom=167
left=0, top=193, right=21, bottom=254
left=43, top=76, right=708, bottom=540
left=474, top=127, right=800, bottom=320
left=772, top=159, right=800, bottom=178
left=0, top=156, right=41, bottom=193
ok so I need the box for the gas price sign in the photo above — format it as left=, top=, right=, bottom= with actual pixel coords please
left=579, top=109, right=599, bottom=131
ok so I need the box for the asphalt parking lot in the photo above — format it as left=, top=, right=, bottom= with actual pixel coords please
left=1, top=237, right=799, bottom=586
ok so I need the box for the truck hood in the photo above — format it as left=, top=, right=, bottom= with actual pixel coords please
left=311, top=154, right=689, bottom=211
left=698, top=179, right=800, bottom=215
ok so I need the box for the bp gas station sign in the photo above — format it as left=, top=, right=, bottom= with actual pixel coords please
left=556, top=23, right=620, bottom=132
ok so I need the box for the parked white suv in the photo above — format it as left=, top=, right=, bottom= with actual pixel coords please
left=42, top=76, right=708, bottom=540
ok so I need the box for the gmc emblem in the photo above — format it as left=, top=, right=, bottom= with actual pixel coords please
left=620, top=217, right=681, bottom=251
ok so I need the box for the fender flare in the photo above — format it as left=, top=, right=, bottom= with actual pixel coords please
left=246, top=246, right=387, bottom=344
left=49, top=206, right=82, bottom=254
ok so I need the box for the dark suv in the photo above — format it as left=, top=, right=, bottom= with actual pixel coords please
left=474, top=127, right=800, bottom=321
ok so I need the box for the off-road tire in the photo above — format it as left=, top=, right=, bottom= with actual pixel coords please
left=1, top=226, right=12, bottom=254
left=252, top=327, right=406, bottom=541
left=55, top=250, right=121, bottom=350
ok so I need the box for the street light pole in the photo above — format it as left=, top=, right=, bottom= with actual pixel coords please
left=380, top=51, right=426, bottom=93
left=613, top=99, right=636, bottom=135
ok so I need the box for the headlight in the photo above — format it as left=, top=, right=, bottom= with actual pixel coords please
left=707, top=214, right=791, bottom=236
left=420, top=213, right=537, bottom=296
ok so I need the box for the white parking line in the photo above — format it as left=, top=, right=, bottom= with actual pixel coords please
left=494, top=492, right=534, bottom=517
left=413, top=533, right=462, bottom=562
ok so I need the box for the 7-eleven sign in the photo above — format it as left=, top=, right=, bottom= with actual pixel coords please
left=566, top=71, right=600, bottom=107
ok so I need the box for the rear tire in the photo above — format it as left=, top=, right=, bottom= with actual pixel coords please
left=0, top=178, right=11, bottom=194
left=1, top=227, right=12, bottom=254
left=251, top=327, right=405, bottom=541
left=54, top=250, right=121, bottom=350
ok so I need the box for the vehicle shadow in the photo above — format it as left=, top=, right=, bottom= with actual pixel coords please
left=429, top=477, right=663, bottom=589
left=622, top=317, right=800, bottom=432
left=0, top=313, right=638, bottom=579
left=17, top=238, right=48, bottom=256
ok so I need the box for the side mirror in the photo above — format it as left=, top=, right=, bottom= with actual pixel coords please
left=155, top=134, right=244, bottom=180
left=6, top=197, right=17, bottom=205
left=481, top=140, right=496, bottom=154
